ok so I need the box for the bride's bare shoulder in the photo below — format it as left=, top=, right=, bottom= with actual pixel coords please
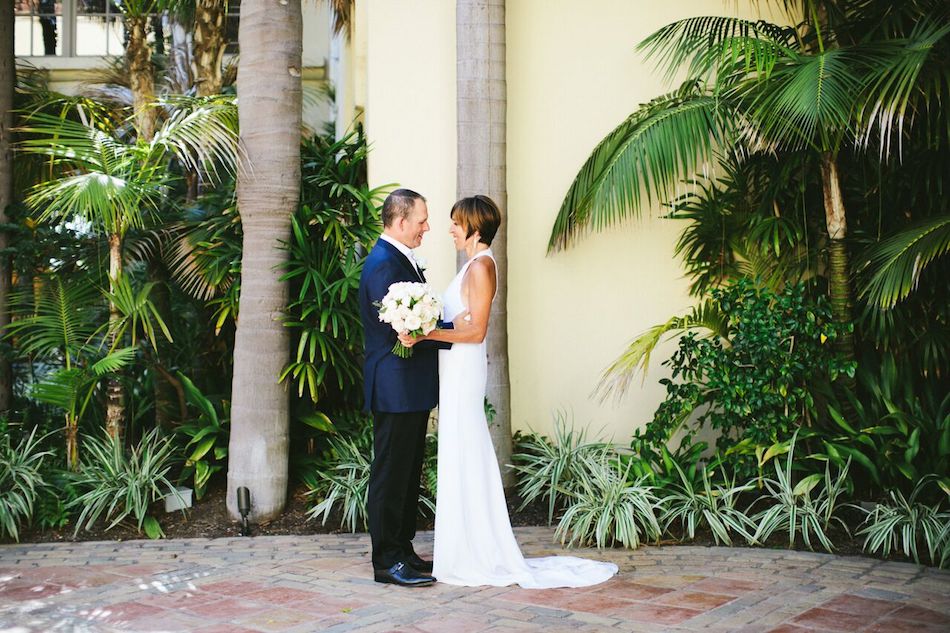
left=465, top=256, right=496, bottom=287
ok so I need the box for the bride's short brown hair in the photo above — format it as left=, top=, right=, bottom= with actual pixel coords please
left=450, top=195, right=501, bottom=245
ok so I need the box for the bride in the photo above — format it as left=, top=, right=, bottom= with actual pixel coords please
left=400, top=195, right=618, bottom=588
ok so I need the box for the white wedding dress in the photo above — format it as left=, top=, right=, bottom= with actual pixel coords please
left=432, top=249, right=618, bottom=588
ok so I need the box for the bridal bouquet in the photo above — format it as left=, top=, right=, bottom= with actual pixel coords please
left=377, top=281, right=442, bottom=358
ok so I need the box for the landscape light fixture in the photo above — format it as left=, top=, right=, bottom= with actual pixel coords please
left=237, top=486, right=251, bottom=536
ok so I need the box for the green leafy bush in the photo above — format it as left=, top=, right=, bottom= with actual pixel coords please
left=819, top=353, right=950, bottom=495
left=555, top=451, right=661, bottom=549
left=750, top=436, right=852, bottom=552
left=857, top=477, right=950, bottom=568
left=0, top=427, right=53, bottom=541
left=659, top=462, right=757, bottom=546
left=175, top=372, right=230, bottom=500
left=70, top=428, right=180, bottom=539
left=306, top=434, right=372, bottom=533
left=512, top=413, right=609, bottom=524
left=281, top=130, right=386, bottom=406
left=647, top=280, right=853, bottom=476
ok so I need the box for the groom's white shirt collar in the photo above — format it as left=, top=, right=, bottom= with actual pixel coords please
left=379, top=233, right=417, bottom=266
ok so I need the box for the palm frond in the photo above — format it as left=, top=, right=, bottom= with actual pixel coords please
left=639, top=16, right=795, bottom=82
left=5, top=276, right=100, bottom=365
left=857, top=18, right=950, bottom=157
left=860, top=213, right=950, bottom=309
left=548, top=82, right=734, bottom=252
left=593, top=299, right=729, bottom=403
left=744, top=48, right=865, bottom=152
left=150, top=96, right=241, bottom=182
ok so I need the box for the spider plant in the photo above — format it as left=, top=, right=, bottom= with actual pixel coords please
left=857, top=476, right=950, bottom=568
left=750, top=434, right=852, bottom=552
left=70, top=427, right=180, bottom=539
left=512, top=412, right=609, bottom=524
left=660, top=462, right=757, bottom=546
left=0, top=427, right=53, bottom=542
left=555, top=450, right=661, bottom=549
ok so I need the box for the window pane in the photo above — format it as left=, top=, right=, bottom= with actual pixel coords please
left=15, top=1, right=63, bottom=56
left=75, top=15, right=110, bottom=56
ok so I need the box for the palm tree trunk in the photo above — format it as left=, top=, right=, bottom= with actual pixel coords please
left=0, top=1, right=13, bottom=415
left=819, top=152, right=854, bottom=357
left=192, top=0, right=227, bottom=97
left=65, top=414, right=79, bottom=471
left=456, top=0, right=513, bottom=487
left=226, top=0, right=302, bottom=522
left=105, top=234, right=125, bottom=440
left=126, top=14, right=157, bottom=142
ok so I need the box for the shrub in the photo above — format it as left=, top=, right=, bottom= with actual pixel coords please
left=70, top=428, right=180, bottom=539
left=512, top=412, right=609, bottom=524
left=0, top=427, right=53, bottom=541
left=659, top=462, right=757, bottom=546
left=750, top=435, right=851, bottom=552
left=555, top=450, right=661, bottom=549
left=857, top=477, right=950, bottom=568
left=647, top=280, right=853, bottom=477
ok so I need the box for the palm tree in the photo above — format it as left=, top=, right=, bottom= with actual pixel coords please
left=18, top=96, right=240, bottom=438
left=456, top=0, right=514, bottom=486
left=548, top=1, right=950, bottom=365
left=0, top=1, right=13, bottom=414
left=192, top=0, right=227, bottom=97
left=225, top=0, right=302, bottom=522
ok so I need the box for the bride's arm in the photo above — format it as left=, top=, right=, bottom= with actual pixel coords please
left=404, top=257, right=496, bottom=346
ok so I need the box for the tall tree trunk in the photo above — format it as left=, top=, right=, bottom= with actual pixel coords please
left=820, top=152, right=854, bottom=357
left=456, top=0, right=513, bottom=487
left=126, top=14, right=157, bottom=142
left=0, top=1, right=13, bottom=415
left=226, top=0, right=302, bottom=521
left=192, top=0, right=227, bottom=97
left=105, top=234, right=125, bottom=439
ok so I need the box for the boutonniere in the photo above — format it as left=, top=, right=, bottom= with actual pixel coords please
left=415, top=256, right=428, bottom=273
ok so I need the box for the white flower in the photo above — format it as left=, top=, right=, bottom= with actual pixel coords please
left=415, top=255, right=428, bottom=271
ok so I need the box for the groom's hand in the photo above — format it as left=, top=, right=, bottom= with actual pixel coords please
left=452, top=311, right=473, bottom=329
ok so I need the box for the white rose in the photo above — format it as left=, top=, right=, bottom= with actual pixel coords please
left=404, top=315, right=422, bottom=331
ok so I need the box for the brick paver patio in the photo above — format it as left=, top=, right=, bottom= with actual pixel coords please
left=1, top=527, right=948, bottom=632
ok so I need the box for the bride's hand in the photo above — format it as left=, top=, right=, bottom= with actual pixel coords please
left=398, top=331, right=423, bottom=347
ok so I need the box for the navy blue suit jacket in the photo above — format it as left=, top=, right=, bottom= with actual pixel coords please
left=359, top=239, right=450, bottom=413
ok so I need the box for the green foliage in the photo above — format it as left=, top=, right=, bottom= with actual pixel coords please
left=659, top=462, right=757, bottom=546
left=857, top=477, right=950, bottom=568
left=175, top=372, right=230, bottom=500
left=306, top=433, right=372, bottom=533
left=817, top=353, right=950, bottom=494
left=512, top=413, right=609, bottom=525
left=750, top=435, right=852, bottom=553
left=646, top=280, right=853, bottom=475
left=70, top=428, right=180, bottom=538
left=280, top=131, right=386, bottom=405
left=555, top=451, right=662, bottom=549
left=0, top=427, right=53, bottom=541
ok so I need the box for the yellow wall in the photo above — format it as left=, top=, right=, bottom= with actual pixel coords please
left=363, top=0, right=459, bottom=295
left=506, top=0, right=773, bottom=441
left=361, top=0, right=775, bottom=441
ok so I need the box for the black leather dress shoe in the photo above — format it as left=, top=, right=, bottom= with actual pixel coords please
left=407, top=554, right=433, bottom=573
left=374, top=562, right=436, bottom=587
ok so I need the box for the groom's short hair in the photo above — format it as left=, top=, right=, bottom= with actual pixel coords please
left=382, top=189, right=426, bottom=227
left=451, top=195, right=501, bottom=246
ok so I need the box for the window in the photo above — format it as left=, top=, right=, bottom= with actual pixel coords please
left=15, top=1, right=241, bottom=59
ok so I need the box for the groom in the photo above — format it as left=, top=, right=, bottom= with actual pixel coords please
left=359, top=189, right=448, bottom=587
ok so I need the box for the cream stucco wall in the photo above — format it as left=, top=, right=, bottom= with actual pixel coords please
left=360, top=0, right=775, bottom=442
left=362, top=0, right=459, bottom=295
left=505, top=1, right=777, bottom=441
